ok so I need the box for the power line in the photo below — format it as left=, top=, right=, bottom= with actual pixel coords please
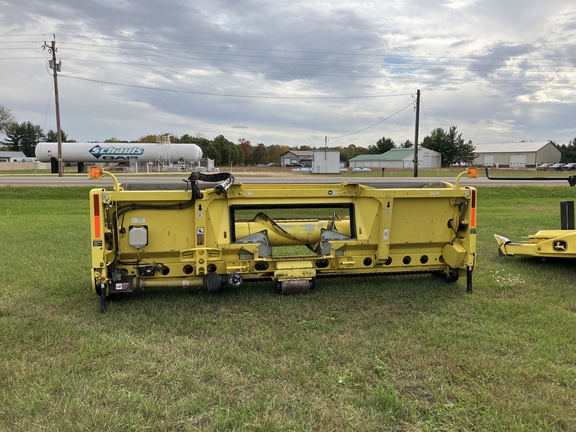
left=51, top=46, right=576, bottom=73
left=328, top=101, right=415, bottom=141
left=59, top=41, right=572, bottom=67
left=55, top=33, right=575, bottom=63
left=53, top=40, right=576, bottom=71
left=420, top=94, right=430, bottom=137
left=59, top=74, right=412, bottom=99
left=53, top=55, right=576, bottom=77
left=3, top=34, right=576, bottom=81
left=0, top=56, right=46, bottom=60
left=0, top=34, right=44, bottom=38
left=5, top=33, right=576, bottom=66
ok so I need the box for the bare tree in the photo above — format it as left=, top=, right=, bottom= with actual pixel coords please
left=0, top=105, right=15, bottom=135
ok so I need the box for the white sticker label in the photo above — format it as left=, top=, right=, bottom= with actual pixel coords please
left=131, top=217, right=146, bottom=223
left=383, top=229, right=389, bottom=240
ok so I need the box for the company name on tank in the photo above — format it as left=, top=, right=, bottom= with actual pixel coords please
left=89, top=145, right=145, bottom=158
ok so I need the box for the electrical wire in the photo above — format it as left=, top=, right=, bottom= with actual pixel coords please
left=3, top=34, right=576, bottom=84
left=59, top=74, right=412, bottom=100
left=56, top=41, right=575, bottom=70
left=327, top=100, right=415, bottom=141
left=52, top=53, right=576, bottom=75
left=43, top=77, right=53, bottom=131
left=54, top=33, right=575, bottom=63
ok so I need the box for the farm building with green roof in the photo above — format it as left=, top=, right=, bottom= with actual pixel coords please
left=349, top=148, right=441, bottom=169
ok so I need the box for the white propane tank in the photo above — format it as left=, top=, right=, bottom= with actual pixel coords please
left=35, top=142, right=202, bottom=163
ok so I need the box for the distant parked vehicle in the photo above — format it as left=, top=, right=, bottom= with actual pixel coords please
left=536, top=163, right=551, bottom=171
left=352, top=167, right=372, bottom=173
left=550, top=163, right=566, bottom=171
left=564, top=163, right=576, bottom=171
left=291, top=167, right=311, bottom=173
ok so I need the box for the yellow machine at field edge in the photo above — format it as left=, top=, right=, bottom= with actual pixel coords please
left=89, top=167, right=478, bottom=312
left=485, top=166, right=576, bottom=260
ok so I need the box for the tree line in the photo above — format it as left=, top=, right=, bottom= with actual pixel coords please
left=2, top=104, right=575, bottom=166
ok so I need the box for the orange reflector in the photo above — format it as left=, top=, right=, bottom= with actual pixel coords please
left=467, top=167, right=478, bottom=178
left=89, top=166, right=103, bottom=179
left=93, top=194, right=101, bottom=239
left=470, top=189, right=477, bottom=228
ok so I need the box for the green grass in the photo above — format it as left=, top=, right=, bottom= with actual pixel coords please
left=1, top=185, right=576, bottom=431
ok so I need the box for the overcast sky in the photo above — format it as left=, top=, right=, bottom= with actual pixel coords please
left=1, top=0, right=575, bottom=148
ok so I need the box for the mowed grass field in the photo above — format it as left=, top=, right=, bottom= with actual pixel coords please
left=0, top=184, right=575, bottom=431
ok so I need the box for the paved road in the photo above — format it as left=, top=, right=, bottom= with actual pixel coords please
left=0, top=172, right=574, bottom=188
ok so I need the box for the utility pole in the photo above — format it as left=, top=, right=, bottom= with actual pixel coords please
left=43, top=36, right=63, bottom=177
left=413, top=89, right=420, bottom=178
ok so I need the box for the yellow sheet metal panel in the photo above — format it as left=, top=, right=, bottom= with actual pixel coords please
left=274, top=260, right=316, bottom=281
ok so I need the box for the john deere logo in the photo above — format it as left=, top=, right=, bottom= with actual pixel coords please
left=553, top=240, right=568, bottom=252
left=89, top=145, right=144, bottom=159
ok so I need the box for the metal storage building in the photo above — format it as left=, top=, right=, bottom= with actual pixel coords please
left=0, top=151, right=27, bottom=162
left=473, top=141, right=560, bottom=168
left=349, top=148, right=441, bottom=169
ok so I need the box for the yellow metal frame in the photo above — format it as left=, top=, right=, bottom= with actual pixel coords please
left=89, top=170, right=477, bottom=308
left=495, top=231, right=576, bottom=258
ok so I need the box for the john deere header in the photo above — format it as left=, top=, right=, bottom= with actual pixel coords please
left=88, top=168, right=478, bottom=312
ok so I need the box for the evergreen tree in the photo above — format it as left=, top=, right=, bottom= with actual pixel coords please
left=422, top=126, right=475, bottom=167
left=4, top=121, right=45, bottom=157
left=558, top=139, right=576, bottom=163
left=45, top=129, right=71, bottom=142
left=368, top=137, right=395, bottom=154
